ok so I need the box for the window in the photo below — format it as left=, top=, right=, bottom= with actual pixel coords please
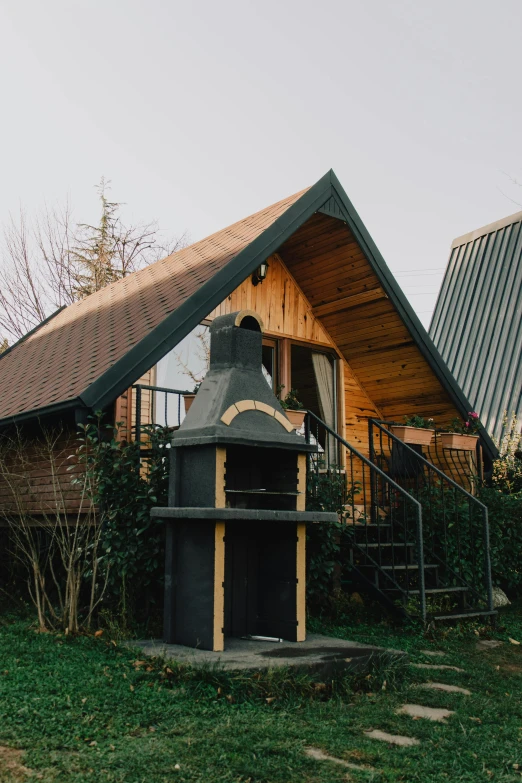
left=262, top=338, right=277, bottom=390
left=290, top=344, right=337, bottom=431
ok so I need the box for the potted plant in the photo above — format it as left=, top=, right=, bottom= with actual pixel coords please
left=441, top=412, right=481, bottom=451
left=278, top=386, right=306, bottom=430
left=183, top=384, right=200, bottom=414
left=391, top=415, right=435, bottom=446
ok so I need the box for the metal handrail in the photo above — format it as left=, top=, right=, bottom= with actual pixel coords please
left=370, top=419, right=494, bottom=614
left=370, top=420, right=487, bottom=507
left=304, top=410, right=426, bottom=621
left=132, top=383, right=192, bottom=440
left=305, top=411, right=423, bottom=507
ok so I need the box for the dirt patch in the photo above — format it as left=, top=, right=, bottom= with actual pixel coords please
left=0, top=745, right=32, bottom=781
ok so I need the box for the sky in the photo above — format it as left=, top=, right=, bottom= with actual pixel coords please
left=1, top=0, right=522, bottom=330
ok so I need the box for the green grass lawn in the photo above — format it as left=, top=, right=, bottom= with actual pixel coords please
left=1, top=604, right=521, bottom=782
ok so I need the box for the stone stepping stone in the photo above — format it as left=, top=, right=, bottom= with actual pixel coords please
left=411, top=663, right=465, bottom=672
left=397, top=704, right=454, bottom=722
left=418, top=682, right=471, bottom=695
left=364, top=729, right=420, bottom=747
left=476, top=639, right=503, bottom=651
left=421, top=650, right=446, bottom=657
left=305, top=747, right=375, bottom=771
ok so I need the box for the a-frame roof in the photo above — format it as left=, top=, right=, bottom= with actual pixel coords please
left=431, top=208, right=522, bottom=443
left=0, top=170, right=497, bottom=459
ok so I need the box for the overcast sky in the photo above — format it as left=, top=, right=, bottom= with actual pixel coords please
left=1, top=0, right=521, bottom=328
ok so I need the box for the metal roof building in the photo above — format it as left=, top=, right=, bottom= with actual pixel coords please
left=430, top=210, right=522, bottom=443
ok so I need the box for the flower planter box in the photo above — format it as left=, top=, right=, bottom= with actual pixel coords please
left=391, top=425, right=434, bottom=446
left=440, top=433, right=479, bottom=451
left=285, top=409, right=306, bottom=430
left=183, top=394, right=196, bottom=413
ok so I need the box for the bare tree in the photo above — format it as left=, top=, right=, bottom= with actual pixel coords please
left=0, top=179, right=186, bottom=342
left=174, top=326, right=210, bottom=387
left=0, top=426, right=109, bottom=633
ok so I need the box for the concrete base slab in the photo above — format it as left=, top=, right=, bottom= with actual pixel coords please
left=131, top=633, right=406, bottom=673
left=364, top=730, right=420, bottom=747
left=397, top=704, right=454, bottom=722
left=418, top=682, right=472, bottom=695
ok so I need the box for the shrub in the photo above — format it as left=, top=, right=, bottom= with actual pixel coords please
left=77, top=417, right=170, bottom=621
left=306, top=469, right=353, bottom=604
left=479, top=414, right=522, bottom=592
left=0, top=425, right=107, bottom=633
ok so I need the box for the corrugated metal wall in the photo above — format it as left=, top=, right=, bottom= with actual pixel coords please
left=430, top=211, right=522, bottom=444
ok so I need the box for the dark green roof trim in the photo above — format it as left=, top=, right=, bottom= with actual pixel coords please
left=325, top=171, right=498, bottom=461
left=0, top=397, right=82, bottom=430
left=79, top=172, right=335, bottom=412
left=0, top=306, right=66, bottom=363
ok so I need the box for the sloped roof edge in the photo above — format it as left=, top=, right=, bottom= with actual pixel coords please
left=327, top=171, right=498, bottom=461
left=79, top=171, right=334, bottom=411
left=451, top=209, right=522, bottom=249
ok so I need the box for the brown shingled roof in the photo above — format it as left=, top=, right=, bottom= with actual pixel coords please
left=0, top=187, right=309, bottom=422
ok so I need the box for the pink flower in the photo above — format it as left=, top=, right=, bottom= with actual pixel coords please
left=469, top=412, right=479, bottom=419
left=465, top=421, right=470, bottom=428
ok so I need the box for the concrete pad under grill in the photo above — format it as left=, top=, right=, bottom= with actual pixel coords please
left=130, top=633, right=406, bottom=673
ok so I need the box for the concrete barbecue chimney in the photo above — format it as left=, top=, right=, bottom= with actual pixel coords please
left=152, top=310, right=336, bottom=651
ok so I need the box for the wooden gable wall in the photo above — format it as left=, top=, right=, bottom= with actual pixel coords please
left=277, top=213, right=463, bottom=431
left=206, top=253, right=380, bottom=451
left=112, top=210, right=463, bottom=460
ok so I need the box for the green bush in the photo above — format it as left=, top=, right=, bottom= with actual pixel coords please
left=305, top=469, right=353, bottom=604
left=479, top=486, right=522, bottom=591
left=76, top=417, right=170, bottom=620
left=479, top=416, right=522, bottom=592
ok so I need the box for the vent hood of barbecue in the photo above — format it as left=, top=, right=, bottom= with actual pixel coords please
left=171, top=310, right=313, bottom=451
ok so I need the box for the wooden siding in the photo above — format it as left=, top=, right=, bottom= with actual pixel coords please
left=0, top=428, right=88, bottom=518
left=206, top=253, right=380, bottom=451
left=207, top=253, right=332, bottom=344
left=116, top=366, right=157, bottom=441
left=278, top=213, right=463, bottom=446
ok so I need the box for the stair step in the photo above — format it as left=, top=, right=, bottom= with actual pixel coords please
left=346, top=520, right=392, bottom=527
left=399, top=587, right=470, bottom=595
left=380, top=564, right=438, bottom=571
left=431, top=609, right=497, bottom=621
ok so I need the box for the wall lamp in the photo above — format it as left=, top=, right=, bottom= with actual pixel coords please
left=252, top=259, right=269, bottom=286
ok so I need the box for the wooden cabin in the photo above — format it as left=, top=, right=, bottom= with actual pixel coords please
left=0, top=169, right=497, bottom=518
left=0, top=169, right=501, bottom=623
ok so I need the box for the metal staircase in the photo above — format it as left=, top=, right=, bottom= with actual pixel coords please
left=304, top=411, right=495, bottom=623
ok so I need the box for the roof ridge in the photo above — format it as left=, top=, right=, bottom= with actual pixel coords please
left=451, top=208, right=522, bottom=248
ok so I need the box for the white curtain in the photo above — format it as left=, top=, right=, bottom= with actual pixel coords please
left=312, top=352, right=337, bottom=465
